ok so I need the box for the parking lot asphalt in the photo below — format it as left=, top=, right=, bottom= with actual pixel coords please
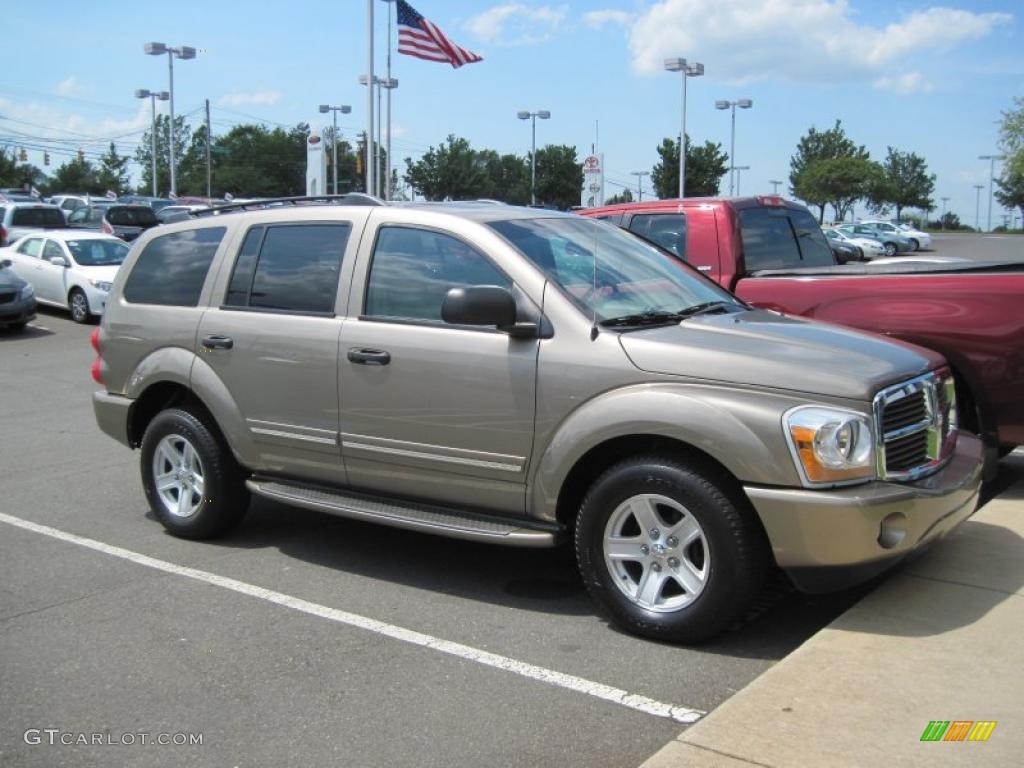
left=3, top=232, right=1022, bottom=767
left=928, top=232, right=1024, bottom=262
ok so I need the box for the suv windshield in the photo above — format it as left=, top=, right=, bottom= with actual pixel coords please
left=739, top=207, right=834, bottom=270
left=488, top=216, right=738, bottom=324
left=67, top=238, right=129, bottom=266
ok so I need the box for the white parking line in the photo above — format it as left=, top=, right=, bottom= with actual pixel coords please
left=0, top=511, right=704, bottom=724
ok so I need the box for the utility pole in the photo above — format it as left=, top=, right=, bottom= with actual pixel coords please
left=205, top=98, right=212, bottom=198
left=770, top=179, right=782, bottom=194
left=631, top=171, right=649, bottom=201
left=979, top=154, right=1005, bottom=232
left=940, top=196, right=950, bottom=230
left=973, top=184, right=984, bottom=231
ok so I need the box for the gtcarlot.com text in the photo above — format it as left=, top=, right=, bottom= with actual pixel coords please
left=24, top=729, right=203, bottom=746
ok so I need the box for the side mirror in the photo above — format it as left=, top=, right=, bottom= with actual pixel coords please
left=49, top=256, right=69, bottom=267
left=442, top=285, right=517, bottom=328
left=0, top=258, right=11, bottom=269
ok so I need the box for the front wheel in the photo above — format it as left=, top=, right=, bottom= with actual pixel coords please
left=140, top=408, right=249, bottom=539
left=909, top=239, right=920, bottom=251
left=575, top=455, right=767, bottom=644
left=883, top=242, right=897, bottom=257
left=69, top=288, right=90, bottom=323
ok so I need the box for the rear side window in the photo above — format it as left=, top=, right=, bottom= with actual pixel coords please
left=628, top=214, right=687, bottom=259
left=739, top=208, right=833, bottom=271
left=224, top=224, right=350, bottom=314
left=12, top=208, right=66, bottom=228
left=123, top=227, right=226, bottom=306
left=17, top=238, right=43, bottom=258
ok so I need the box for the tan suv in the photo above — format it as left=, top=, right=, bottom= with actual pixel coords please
left=91, top=197, right=982, bottom=642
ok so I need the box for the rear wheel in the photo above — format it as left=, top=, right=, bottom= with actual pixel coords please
left=909, top=238, right=920, bottom=251
left=575, top=455, right=767, bottom=644
left=69, top=288, right=90, bottom=323
left=883, top=242, right=897, bottom=257
left=140, top=408, right=249, bottom=539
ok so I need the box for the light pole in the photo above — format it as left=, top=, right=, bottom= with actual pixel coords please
left=518, top=110, right=550, bottom=205
left=715, top=98, right=753, bottom=196
left=382, top=0, right=397, bottom=201
left=631, top=171, right=650, bottom=201
left=940, top=196, right=950, bottom=230
left=732, top=165, right=750, bottom=195
left=319, top=104, right=352, bottom=195
left=144, top=43, right=196, bottom=197
left=769, top=179, right=782, bottom=194
left=979, top=154, right=1005, bottom=232
left=664, top=58, right=704, bottom=199
left=134, top=89, right=169, bottom=197
left=360, top=76, right=397, bottom=197
left=973, top=184, right=984, bottom=231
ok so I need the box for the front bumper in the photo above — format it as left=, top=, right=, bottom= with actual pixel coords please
left=744, top=433, right=982, bottom=590
left=0, top=295, right=36, bottom=327
left=93, top=390, right=134, bottom=447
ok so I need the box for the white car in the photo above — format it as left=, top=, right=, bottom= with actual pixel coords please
left=859, top=220, right=932, bottom=251
left=823, top=227, right=886, bottom=259
left=1, top=231, right=129, bottom=323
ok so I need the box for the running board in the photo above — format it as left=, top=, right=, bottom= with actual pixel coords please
left=246, top=479, right=560, bottom=547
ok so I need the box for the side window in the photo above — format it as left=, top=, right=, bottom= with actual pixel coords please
left=364, top=227, right=510, bottom=323
left=223, top=223, right=349, bottom=314
left=67, top=208, right=87, bottom=224
left=123, top=227, right=226, bottom=306
left=738, top=209, right=801, bottom=271
left=17, top=238, right=43, bottom=258
left=43, top=241, right=64, bottom=262
left=628, top=214, right=687, bottom=259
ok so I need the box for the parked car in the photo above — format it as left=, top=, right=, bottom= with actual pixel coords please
left=0, top=190, right=41, bottom=203
left=823, top=227, right=886, bottom=259
left=49, top=195, right=90, bottom=217
left=825, top=236, right=863, bottom=264
left=2, top=232, right=128, bottom=323
left=68, top=204, right=159, bottom=242
left=860, top=220, right=932, bottom=251
left=580, top=197, right=1024, bottom=469
left=0, top=202, right=68, bottom=247
left=116, top=195, right=175, bottom=213
left=836, top=223, right=914, bottom=256
left=91, top=197, right=981, bottom=643
left=0, top=256, right=36, bottom=331
left=157, top=204, right=210, bottom=224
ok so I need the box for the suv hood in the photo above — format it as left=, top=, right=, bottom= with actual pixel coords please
left=618, top=308, right=943, bottom=401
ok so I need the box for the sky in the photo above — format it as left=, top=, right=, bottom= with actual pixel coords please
left=2, top=0, right=1021, bottom=226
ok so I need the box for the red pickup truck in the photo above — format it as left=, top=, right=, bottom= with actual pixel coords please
left=580, top=197, right=1024, bottom=469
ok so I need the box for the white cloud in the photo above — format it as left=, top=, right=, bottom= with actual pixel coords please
left=873, top=72, right=933, bottom=94
left=466, top=4, right=567, bottom=46
left=56, top=76, right=84, bottom=97
left=621, top=1, right=1011, bottom=87
left=584, top=9, right=633, bottom=29
left=217, top=90, right=283, bottom=108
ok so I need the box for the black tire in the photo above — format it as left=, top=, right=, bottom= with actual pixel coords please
left=5, top=322, right=27, bottom=332
left=139, top=408, right=249, bottom=539
left=909, top=239, right=919, bottom=251
left=883, top=242, right=897, bottom=257
left=69, top=288, right=90, bottom=324
left=575, top=454, right=767, bottom=644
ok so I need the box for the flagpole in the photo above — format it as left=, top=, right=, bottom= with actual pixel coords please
left=385, top=0, right=393, bottom=201
left=366, top=0, right=375, bottom=197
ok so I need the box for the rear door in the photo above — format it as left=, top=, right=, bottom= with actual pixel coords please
left=194, top=219, right=359, bottom=485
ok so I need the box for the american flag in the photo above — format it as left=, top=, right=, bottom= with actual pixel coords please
left=397, top=0, right=483, bottom=68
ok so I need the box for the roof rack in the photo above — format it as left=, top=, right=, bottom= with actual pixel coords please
left=189, top=193, right=386, bottom=218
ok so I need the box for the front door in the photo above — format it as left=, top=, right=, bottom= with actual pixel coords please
left=38, top=240, right=69, bottom=304
left=339, top=224, right=538, bottom=515
left=195, top=221, right=354, bottom=485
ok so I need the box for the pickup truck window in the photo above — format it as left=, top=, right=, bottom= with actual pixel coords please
left=123, top=227, right=226, bottom=307
left=12, top=208, right=66, bottom=229
left=489, top=217, right=730, bottom=322
left=627, top=214, right=687, bottom=260
left=739, top=208, right=834, bottom=271
left=225, top=224, right=350, bottom=314
left=364, top=226, right=509, bottom=323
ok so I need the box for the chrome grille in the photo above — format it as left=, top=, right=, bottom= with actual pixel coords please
left=874, top=371, right=957, bottom=481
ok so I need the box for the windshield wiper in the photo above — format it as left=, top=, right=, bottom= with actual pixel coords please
left=598, top=310, right=684, bottom=328
left=676, top=300, right=740, bottom=319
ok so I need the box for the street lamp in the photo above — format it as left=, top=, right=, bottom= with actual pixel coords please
left=319, top=104, right=352, bottom=195
left=940, top=196, right=950, bottom=230
left=732, top=165, right=750, bottom=196
left=518, top=110, right=550, bottom=205
left=664, top=58, right=704, bottom=199
left=135, top=89, right=169, bottom=197
left=973, top=184, right=984, bottom=231
left=360, top=75, right=398, bottom=198
left=631, top=171, right=650, bottom=201
left=144, top=42, right=196, bottom=197
left=979, top=154, right=1005, bottom=232
left=715, top=98, right=753, bottom=196
left=769, top=179, right=782, bottom=195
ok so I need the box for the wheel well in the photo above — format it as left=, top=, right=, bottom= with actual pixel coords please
left=554, top=435, right=756, bottom=533
left=127, top=382, right=216, bottom=448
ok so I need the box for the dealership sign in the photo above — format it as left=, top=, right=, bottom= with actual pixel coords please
left=580, top=154, right=604, bottom=208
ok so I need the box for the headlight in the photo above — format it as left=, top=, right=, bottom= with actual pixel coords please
left=89, top=280, right=113, bottom=292
left=19, top=284, right=34, bottom=299
left=785, top=406, right=875, bottom=486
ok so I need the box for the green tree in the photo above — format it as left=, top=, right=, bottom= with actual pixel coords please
left=799, top=157, right=883, bottom=223
left=209, top=123, right=309, bottom=198
left=605, top=187, right=633, bottom=205
left=49, top=156, right=101, bottom=194
left=533, top=145, right=584, bottom=209
left=996, top=97, right=1024, bottom=223
left=404, top=135, right=489, bottom=201
left=651, top=135, right=729, bottom=198
left=790, top=120, right=869, bottom=222
left=134, top=114, right=192, bottom=195
left=96, top=143, right=131, bottom=195
left=868, top=147, right=935, bottom=222
left=0, top=147, right=49, bottom=192
left=478, top=150, right=530, bottom=204
left=995, top=166, right=1024, bottom=224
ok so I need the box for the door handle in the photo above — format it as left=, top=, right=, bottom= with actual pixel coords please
left=201, top=335, right=234, bottom=350
left=347, top=348, right=391, bottom=366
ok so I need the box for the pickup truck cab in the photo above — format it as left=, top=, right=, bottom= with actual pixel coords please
left=581, top=197, right=1024, bottom=467
left=91, top=198, right=981, bottom=643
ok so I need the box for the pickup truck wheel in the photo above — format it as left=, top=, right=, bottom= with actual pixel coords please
left=140, top=408, right=249, bottom=539
left=883, top=242, right=897, bottom=257
left=575, top=455, right=766, bottom=644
